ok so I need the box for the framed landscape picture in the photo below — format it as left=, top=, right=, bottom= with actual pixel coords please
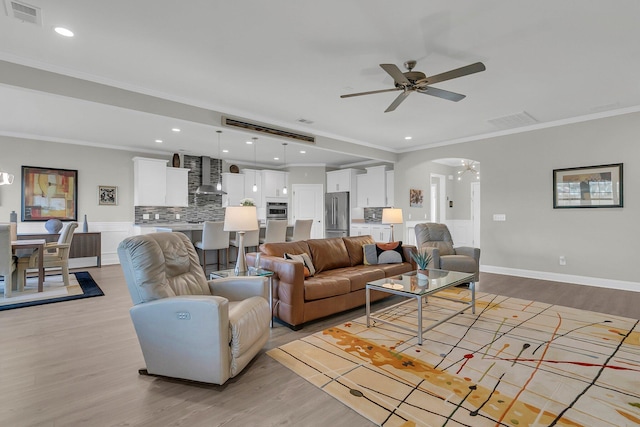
left=21, top=166, right=78, bottom=221
left=98, top=185, right=117, bottom=205
left=553, top=163, right=623, bottom=208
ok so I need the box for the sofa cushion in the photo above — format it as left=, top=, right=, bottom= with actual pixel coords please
left=363, top=241, right=406, bottom=265
left=374, top=262, right=415, bottom=277
left=339, top=266, right=386, bottom=292
left=342, top=235, right=375, bottom=266
left=306, top=237, right=351, bottom=273
left=261, top=241, right=310, bottom=258
left=303, top=275, right=351, bottom=301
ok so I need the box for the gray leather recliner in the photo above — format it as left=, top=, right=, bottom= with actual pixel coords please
left=118, top=232, right=270, bottom=385
left=414, top=222, right=480, bottom=282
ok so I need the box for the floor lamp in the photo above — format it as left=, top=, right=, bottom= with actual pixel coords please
left=382, top=208, right=403, bottom=242
left=223, top=206, right=259, bottom=275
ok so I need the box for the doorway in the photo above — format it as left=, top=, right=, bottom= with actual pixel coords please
left=471, top=181, right=481, bottom=247
left=430, top=173, right=446, bottom=222
left=291, top=184, right=324, bottom=239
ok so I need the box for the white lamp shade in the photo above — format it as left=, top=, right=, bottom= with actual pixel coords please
left=382, top=208, right=403, bottom=224
left=223, top=206, right=259, bottom=231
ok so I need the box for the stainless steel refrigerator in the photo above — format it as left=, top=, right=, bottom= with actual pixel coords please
left=325, top=192, right=350, bottom=238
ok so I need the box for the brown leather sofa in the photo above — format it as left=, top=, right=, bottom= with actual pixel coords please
left=246, top=235, right=416, bottom=329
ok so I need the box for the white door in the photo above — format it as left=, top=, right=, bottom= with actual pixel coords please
left=471, top=182, right=481, bottom=247
left=430, top=173, right=446, bottom=222
left=291, top=184, right=324, bottom=239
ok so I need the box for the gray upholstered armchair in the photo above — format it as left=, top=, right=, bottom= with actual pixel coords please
left=118, top=232, right=270, bottom=385
left=414, top=222, right=480, bottom=281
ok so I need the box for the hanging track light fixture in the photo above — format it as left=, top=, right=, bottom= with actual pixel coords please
left=252, top=137, right=258, bottom=192
left=282, top=143, right=288, bottom=195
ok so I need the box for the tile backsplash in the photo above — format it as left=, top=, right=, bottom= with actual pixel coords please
left=134, top=154, right=225, bottom=224
left=363, top=207, right=384, bottom=223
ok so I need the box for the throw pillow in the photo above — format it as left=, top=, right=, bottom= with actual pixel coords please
left=363, top=241, right=405, bottom=265
left=284, top=252, right=316, bottom=277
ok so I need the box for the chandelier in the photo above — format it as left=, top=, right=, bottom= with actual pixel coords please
left=457, top=160, right=479, bottom=181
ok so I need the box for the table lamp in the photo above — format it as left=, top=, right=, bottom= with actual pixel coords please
left=382, top=208, right=403, bottom=242
left=224, top=206, right=259, bottom=275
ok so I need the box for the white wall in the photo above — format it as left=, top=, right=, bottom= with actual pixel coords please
left=395, top=111, right=640, bottom=290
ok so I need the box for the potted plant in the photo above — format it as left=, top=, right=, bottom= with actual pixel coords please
left=411, top=249, right=432, bottom=284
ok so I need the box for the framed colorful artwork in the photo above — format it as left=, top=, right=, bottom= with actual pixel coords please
left=409, top=188, right=423, bottom=207
left=553, top=163, right=623, bottom=208
left=21, top=166, right=78, bottom=221
left=98, top=185, right=117, bottom=205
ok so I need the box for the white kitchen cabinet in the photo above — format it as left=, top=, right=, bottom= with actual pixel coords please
left=133, top=157, right=168, bottom=206
left=356, top=165, right=388, bottom=207
left=165, top=167, right=189, bottom=207
left=242, top=169, right=263, bottom=206
left=326, top=168, right=361, bottom=193
left=386, top=170, right=394, bottom=207
left=221, top=172, right=245, bottom=207
left=350, top=224, right=370, bottom=237
left=262, top=170, right=288, bottom=199
left=370, top=224, right=392, bottom=243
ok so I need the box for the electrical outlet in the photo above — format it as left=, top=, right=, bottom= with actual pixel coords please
left=372, top=213, right=375, bottom=219
left=176, top=214, right=180, bottom=220
left=155, top=214, right=160, bottom=220
left=559, top=256, right=566, bottom=266
left=142, top=214, right=149, bottom=220
left=408, top=213, right=412, bottom=220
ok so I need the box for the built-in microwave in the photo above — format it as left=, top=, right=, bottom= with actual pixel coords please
left=266, top=201, right=288, bottom=219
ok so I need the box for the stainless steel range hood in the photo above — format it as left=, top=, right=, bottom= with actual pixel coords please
left=194, top=156, right=226, bottom=195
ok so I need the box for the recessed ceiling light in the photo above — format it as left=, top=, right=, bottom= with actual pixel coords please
left=300, top=150, right=306, bottom=154
left=54, top=27, right=74, bottom=37
left=274, top=157, right=279, bottom=160
left=155, top=139, right=163, bottom=143
left=171, top=128, right=181, bottom=132
left=222, top=149, right=229, bottom=153
left=246, top=140, right=253, bottom=144
left=405, top=136, right=412, bottom=140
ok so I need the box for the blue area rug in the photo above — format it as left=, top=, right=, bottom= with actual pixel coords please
left=0, top=271, right=104, bottom=311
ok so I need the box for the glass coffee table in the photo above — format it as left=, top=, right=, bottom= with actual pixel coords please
left=210, top=268, right=275, bottom=327
left=366, top=269, right=475, bottom=345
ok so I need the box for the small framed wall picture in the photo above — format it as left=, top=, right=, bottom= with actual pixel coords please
left=98, top=185, right=118, bottom=205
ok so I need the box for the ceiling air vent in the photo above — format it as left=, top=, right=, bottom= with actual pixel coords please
left=488, top=111, right=538, bottom=130
left=4, top=0, right=42, bottom=26
left=222, top=116, right=315, bottom=144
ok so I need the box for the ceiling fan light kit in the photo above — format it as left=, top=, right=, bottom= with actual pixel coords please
left=341, top=59, right=486, bottom=112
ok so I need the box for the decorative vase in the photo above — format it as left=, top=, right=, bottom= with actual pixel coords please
left=172, top=153, right=180, bottom=168
left=45, top=218, right=63, bottom=234
left=83, top=214, right=88, bottom=232
left=9, top=210, right=17, bottom=223
left=417, top=269, right=429, bottom=287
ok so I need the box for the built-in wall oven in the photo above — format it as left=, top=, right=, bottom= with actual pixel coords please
left=266, top=201, right=288, bottom=220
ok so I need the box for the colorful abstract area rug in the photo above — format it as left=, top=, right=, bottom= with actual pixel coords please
left=268, top=288, right=640, bottom=426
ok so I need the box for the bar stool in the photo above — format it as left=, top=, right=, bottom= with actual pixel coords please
left=287, top=219, right=313, bottom=241
left=259, top=219, right=288, bottom=244
left=194, top=221, right=229, bottom=274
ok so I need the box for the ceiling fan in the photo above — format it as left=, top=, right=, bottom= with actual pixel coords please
left=340, top=60, right=486, bottom=113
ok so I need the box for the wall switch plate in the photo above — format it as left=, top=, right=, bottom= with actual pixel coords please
left=155, top=214, right=160, bottom=219
left=142, top=214, right=150, bottom=220
left=493, top=214, right=507, bottom=221
left=559, top=256, right=566, bottom=265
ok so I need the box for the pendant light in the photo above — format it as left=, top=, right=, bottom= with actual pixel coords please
left=252, top=137, right=258, bottom=192
left=216, top=130, right=223, bottom=191
left=281, top=143, right=288, bottom=195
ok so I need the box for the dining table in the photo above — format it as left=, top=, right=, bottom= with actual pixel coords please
left=10, top=239, right=46, bottom=295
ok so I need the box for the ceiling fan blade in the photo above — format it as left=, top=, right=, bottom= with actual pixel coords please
left=418, top=86, right=466, bottom=102
left=340, top=88, right=401, bottom=98
left=417, top=62, right=486, bottom=86
left=380, top=64, right=410, bottom=85
left=384, top=91, right=411, bottom=113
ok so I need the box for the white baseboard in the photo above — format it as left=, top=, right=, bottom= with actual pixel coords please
left=481, top=265, right=640, bottom=293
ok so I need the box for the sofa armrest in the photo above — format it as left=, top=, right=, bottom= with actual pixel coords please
left=402, top=245, right=418, bottom=269
left=208, top=276, right=269, bottom=301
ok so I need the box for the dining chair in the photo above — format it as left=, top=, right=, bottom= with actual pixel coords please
left=193, top=221, right=230, bottom=273
left=17, top=222, right=78, bottom=288
left=259, top=219, right=288, bottom=244
left=286, top=219, right=313, bottom=241
left=0, top=224, right=17, bottom=298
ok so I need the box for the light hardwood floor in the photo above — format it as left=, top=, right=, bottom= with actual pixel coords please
left=1, top=266, right=638, bottom=426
